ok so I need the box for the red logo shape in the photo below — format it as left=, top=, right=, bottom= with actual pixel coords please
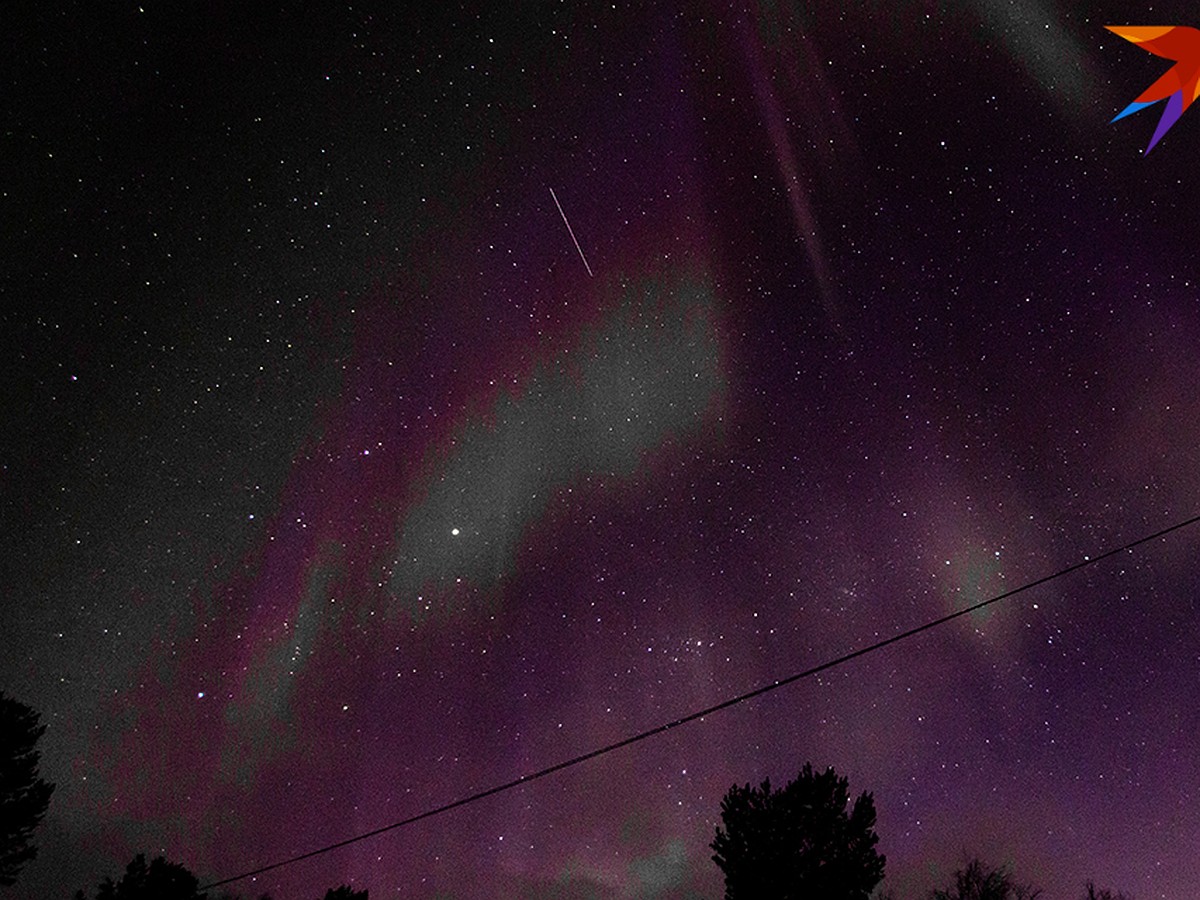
left=1108, top=25, right=1200, bottom=153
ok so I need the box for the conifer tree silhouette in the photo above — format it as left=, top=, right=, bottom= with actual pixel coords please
left=0, top=691, right=55, bottom=886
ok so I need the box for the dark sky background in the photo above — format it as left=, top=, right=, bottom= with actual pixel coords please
left=4, top=2, right=1200, bottom=898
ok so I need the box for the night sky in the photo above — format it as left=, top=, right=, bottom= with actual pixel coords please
left=4, top=2, right=1200, bottom=898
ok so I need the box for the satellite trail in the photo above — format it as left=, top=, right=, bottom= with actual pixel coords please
left=549, top=187, right=594, bottom=277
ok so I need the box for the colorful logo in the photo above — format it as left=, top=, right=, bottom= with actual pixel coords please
left=1108, top=26, right=1200, bottom=153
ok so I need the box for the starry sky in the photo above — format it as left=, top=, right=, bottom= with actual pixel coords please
left=3, top=2, right=1200, bottom=898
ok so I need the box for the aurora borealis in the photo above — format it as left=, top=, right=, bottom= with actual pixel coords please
left=4, top=2, right=1200, bottom=898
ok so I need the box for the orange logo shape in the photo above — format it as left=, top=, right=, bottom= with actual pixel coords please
left=1108, top=25, right=1200, bottom=153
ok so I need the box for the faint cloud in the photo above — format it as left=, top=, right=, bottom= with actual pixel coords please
left=628, top=839, right=689, bottom=899
left=221, top=544, right=344, bottom=784
left=970, top=0, right=1092, bottom=113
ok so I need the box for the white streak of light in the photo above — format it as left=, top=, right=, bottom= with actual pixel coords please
left=549, top=187, right=594, bottom=277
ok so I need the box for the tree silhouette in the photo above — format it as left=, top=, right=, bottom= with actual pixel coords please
left=1083, top=883, right=1133, bottom=900
left=75, top=855, right=370, bottom=900
left=0, top=691, right=55, bottom=886
left=76, top=854, right=205, bottom=900
left=928, top=858, right=1041, bottom=900
left=710, top=762, right=885, bottom=899
left=321, top=887, right=367, bottom=900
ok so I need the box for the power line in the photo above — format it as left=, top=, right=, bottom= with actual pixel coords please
left=201, top=512, right=1200, bottom=890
